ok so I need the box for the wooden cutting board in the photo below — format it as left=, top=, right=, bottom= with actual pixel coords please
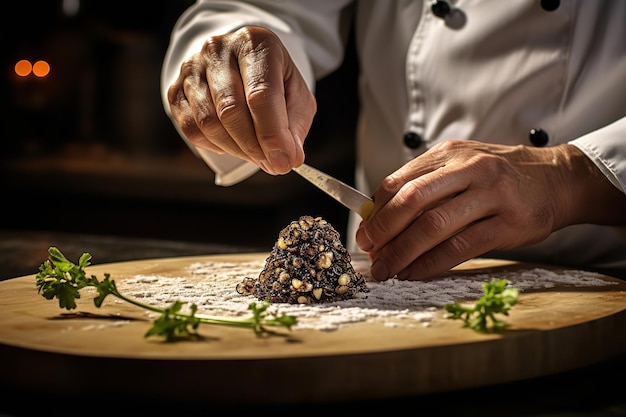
left=0, top=253, right=624, bottom=405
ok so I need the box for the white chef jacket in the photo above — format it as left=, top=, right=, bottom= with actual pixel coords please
left=161, top=0, right=626, bottom=273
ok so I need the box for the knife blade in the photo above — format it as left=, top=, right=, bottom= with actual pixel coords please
left=292, top=163, right=374, bottom=220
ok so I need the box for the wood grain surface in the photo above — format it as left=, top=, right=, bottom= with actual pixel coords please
left=0, top=253, right=624, bottom=405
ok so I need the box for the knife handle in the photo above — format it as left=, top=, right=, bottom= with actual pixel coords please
left=360, top=200, right=375, bottom=220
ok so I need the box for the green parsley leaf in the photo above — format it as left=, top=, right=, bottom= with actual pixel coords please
left=445, top=278, right=519, bottom=332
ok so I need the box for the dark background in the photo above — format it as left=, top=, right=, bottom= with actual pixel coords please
left=1, top=0, right=359, bottom=254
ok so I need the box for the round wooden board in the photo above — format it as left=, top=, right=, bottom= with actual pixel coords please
left=0, top=253, right=625, bottom=405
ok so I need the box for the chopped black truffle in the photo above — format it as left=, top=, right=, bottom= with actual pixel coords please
left=236, top=216, right=368, bottom=304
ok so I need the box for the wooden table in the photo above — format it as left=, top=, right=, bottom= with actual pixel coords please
left=0, top=252, right=624, bottom=416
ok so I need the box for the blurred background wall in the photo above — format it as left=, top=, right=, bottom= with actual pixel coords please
left=1, top=0, right=359, bottom=251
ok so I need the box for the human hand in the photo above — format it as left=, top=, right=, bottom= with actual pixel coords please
left=356, top=140, right=622, bottom=280
left=166, top=26, right=316, bottom=175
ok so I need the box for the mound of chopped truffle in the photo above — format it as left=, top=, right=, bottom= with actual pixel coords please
left=236, top=215, right=368, bottom=304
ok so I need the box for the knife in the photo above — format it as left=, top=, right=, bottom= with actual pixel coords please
left=292, top=163, right=374, bottom=220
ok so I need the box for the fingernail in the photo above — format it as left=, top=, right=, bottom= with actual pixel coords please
left=396, top=270, right=409, bottom=280
left=268, top=150, right=291, bottom=173
left=355, top=229, right=374, bottom=251
left=370, top=259, right=389, bottom=281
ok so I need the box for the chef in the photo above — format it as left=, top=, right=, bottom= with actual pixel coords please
left=160, top=0, right=626, bottom=280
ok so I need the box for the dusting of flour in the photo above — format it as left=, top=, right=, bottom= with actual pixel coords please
left=114, top=258, right=617, bottom=331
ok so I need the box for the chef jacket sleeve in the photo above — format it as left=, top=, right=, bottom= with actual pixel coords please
left=160, top=0, right=353, bottom=186
left=569, top=116, right=626, bottom=194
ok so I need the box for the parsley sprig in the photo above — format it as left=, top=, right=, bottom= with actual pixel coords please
left=35, top=247, right=297, bottom=340
left=445, top=278, right=519, bottom=332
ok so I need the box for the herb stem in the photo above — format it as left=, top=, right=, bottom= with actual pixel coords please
left=36, top=247, right=297, bottom=340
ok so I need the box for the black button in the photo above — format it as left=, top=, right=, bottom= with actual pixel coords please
left=540, top=0, right=560, bottom=11
left=529, top=128, right=549, bottom=147
left=403, top=132, right=423, bottom=149
left=431, top=1, right=451, bottom=18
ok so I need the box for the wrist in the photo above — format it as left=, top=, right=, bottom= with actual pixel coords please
left=556, top=144, right=626, bottom=227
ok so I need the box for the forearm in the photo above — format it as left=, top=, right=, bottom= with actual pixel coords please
left=558, top=144, right=626, bottom=227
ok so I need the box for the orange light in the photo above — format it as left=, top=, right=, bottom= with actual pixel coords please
left=15, top=59, right=32, bottom=77
left=33, top=60, right=51, bottom=77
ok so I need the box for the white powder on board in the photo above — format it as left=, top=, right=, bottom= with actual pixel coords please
left=111, top=258, right=618, bottom=331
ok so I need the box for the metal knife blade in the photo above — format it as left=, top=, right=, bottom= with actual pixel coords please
left=292, top=163, right=374, bottom=219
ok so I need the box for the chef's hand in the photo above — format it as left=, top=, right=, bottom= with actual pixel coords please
left=166, top=26, right=316, bottom=175
left=356, top=140, right=626, bottom=281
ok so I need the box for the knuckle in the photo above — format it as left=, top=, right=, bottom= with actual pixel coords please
left=178, top=55, right=207, bottom=83
left=429, top=139, right=466, bottom=158
left=246, top=86, right=279, bottom=111
left=397, top=179, right=428, bottom=209
left=235, top=25, right=263, bottom=44
left=167, top=85, right=182, bottom=109
left=201, top=35, right=227, bottom=57
left=380, top=172, right=405, bottom=195
left=470, top=153, right=500, bottom=174
left=196, top=111, right=222, bottom=135
left=182, top=101, right=221, bottom=138
left=204, top=26, right=275, bottom=60
left=418, top=208, right=450, bottom=239
left=213, top=95, right=243, bottom=123
left=235, top=25, right=278, bottom=49
left=179, top=58, right=197, bottom=77
left=445, top=233, right=473, bottom=257
left=432, top=139, right=459, bottom=153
